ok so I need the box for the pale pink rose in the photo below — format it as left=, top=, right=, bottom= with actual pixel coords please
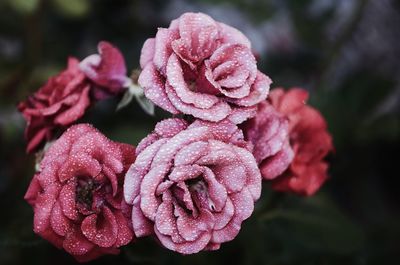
left=138, top=12, right=271, bottom=123
left=242, top=101, right=294, bottom=180
left=124, top=118, right=261, bottom=254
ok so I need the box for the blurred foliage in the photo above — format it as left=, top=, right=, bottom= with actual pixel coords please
left=0, top=0, right=399, bottom=264
left=7, top=0, right=40, bottom=15
left=52, top=0, right=90, bottom=18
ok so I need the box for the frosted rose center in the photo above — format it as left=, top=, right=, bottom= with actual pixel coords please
left=171, top=177, right=214, bottom=216
left=75, top=176, right=106, bottom=214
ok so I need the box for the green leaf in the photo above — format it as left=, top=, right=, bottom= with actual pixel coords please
left=116, top=89, right=135, bottom=111
left=135, top=93, right=155, bottom=116
left=117, top=83, right=155, bottom=116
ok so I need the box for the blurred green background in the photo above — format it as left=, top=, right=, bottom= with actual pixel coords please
left=0, top=0, right=399, bottom=264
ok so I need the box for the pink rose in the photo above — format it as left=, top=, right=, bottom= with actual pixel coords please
left=124, top=118, right=261, bottom=254
left=80, top=41, right=130, bottom=100
left=243, top=101, right=294, bottom=180
left=269, top=88, right=334, bottom=196
left=24, top=124, right=135, bottom=262
left=138, top=12, right=271, bottom=123
left=18, top=58, right=91, bottom=153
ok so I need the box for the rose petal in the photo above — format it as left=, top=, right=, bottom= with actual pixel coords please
left=58, top=155, right=102, bottom=182
left=168, top=165, right=203, bottom=182
left=202, top=167, right=228, bottom=212
left=80, top=41, right=129, bottom=91
left=154, top=118, right=189, bottom=138
left=213, top=161, right=246, bottom=193
left=172, top=12, right=218, bottom=65
left=131, top=201, right=154, bottom=237
left=232, top=145, right=262, bottom=200
left=140, top=164, right=170, bottom=220
left=165, top=82, right=231, bottom=122
left=151, top=126, right=210, bottom=167
left=54, top=85, right=90, bottom=126
left=59, top=180, right=79, bottom=221
left=50, top=201, right=71, bottom=236
left=174, top=141, right=209, bottom=166
left=166, top=54, right=219, bottom=109
left=213, top=198, right=234, bottom=230
left=175, top=207, right=214, bottom=241
left=33, top=185, right=59, bottom=233
left=211, top=188, right=253, bottom=243
left=81, top=206, right=118, bottom=248
left=140, top=38, right=155, bottom=68
left=228, top=106, right=257, bottom=124
left=124, top=139, right=167, bottom=204
left=139, top=63, right=179, bottom=114
left=232, top=71, right=271, bottom=107
left=260, top=140, right=294, bottom=180
left=154, top=225, right=212, bottom=254
left=153, top=27, right=180, bottom=74
left=63, top=227, right=94, bottom=256
left=217, top=22, right=251, bottom=48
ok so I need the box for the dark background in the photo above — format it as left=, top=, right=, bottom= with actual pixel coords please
left=0, top=0, right=399, bottom=264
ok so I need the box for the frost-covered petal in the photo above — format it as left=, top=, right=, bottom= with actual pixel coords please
left=80, top=41, right=129, bottom=92
left=140, top=38, right=155, bottom=68
left=81, top=206, right=118, bottom=248
left=139, top=63, right=179, bottom=114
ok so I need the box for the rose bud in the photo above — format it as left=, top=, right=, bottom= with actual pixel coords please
left=80, top=41, right=131, bottom=100
left=138, top=12, right=271, bottom=124
left=18, top=58, right=91, bottom=153
left=124, top=118, right=261, bottom=254
left=24, top=124, right=135, bottom=262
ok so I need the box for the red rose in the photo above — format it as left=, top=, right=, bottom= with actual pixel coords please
left=124, top=119, right=261, bottom=254
left=24, top=124, right=135, bottom=262
left=18, top=58, right=91, bottom=153
left=269, top=88, right=334, bottom=196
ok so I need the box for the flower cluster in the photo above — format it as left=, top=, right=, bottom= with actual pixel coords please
left=19, top=12, right=333, bottom=262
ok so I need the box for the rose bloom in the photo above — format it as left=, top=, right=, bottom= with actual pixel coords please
left=243, top=101, right=294, bottom=180
left=246, top=88, right=333, bottom=196
left=18, top=41, right=128, bottom=153
left=80, top=41, right=130, bottom=100
left=139, top=12, right=271, bottom=124
left=124, top=118, right=261, bottom=254
left=18, top=58, right=91, bottom=153
left=24, top=124, right=135, bottom=262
